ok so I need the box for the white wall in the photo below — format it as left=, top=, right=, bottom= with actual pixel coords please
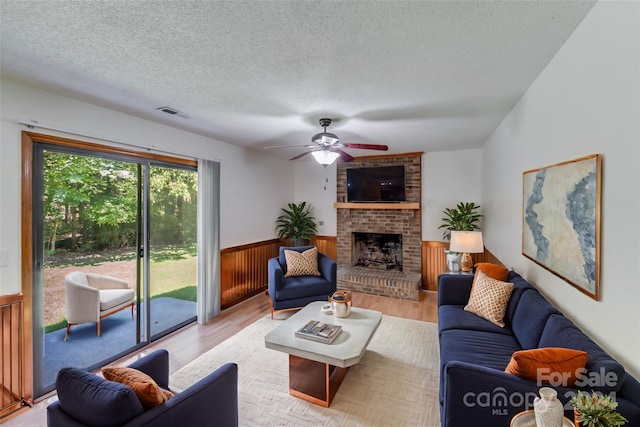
left=482, top=1, right=640, bottom=377
left=422, top=149, right=483, bottom=241
left=0, top=78, right=293, bottom=295
left=293, top=161, right=337, bottom=236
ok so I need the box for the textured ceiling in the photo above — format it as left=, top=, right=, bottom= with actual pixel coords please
left=0, top=1, right=595, bottom=160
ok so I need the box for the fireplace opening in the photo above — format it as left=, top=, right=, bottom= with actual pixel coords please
left=353, top=232, right=402, bottom=271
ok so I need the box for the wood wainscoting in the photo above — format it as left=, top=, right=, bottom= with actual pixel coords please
left=219, top=236, right=502, bottom=308
left=421, top=241, right=503, bottom=291
left=220, top=239, right=282, bottom=309
left=0, top=294, right=27, bottom=421
left=311, top=236, right=337, bottom=261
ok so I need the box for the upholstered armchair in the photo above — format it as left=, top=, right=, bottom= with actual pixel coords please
left=64, top=271, right=135, bottom=338
left=267, top=245, right=337, bottom=318
left=47, top=349, right=239, bottom=427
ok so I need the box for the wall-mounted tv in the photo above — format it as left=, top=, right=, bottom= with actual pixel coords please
left=347, top=165, right=406, bottom=202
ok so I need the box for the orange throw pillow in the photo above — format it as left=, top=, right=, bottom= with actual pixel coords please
left=475, top=263, right=509, bottom=281
left=505, top=347, right=588, bottom=387
left=102, top=367, right=174, bottom=409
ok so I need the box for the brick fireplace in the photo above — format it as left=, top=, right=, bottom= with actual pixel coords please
left=335, top=153, right=422, bottom=300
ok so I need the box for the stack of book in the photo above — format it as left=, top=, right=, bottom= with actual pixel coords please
left=295, top=320, right=342, bottom=344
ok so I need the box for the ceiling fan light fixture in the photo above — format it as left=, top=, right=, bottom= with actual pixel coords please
left=311, top=150, right=340, bottom=166
left=312, top=132, right=339, bottom=145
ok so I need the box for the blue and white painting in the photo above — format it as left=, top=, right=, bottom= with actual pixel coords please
left=522, top=155, right=600, bottom=299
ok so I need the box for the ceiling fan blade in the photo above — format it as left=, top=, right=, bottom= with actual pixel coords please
left=264, top=144, right=314, bottom=150
left=336, top=149, right=355, bottom=163
left=289, top=150, right=315, bottom=161
left=343, top=143, right=389, bottom=151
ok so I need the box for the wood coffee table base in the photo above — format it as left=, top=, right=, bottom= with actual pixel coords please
left=288, top=354, right=349, bottom=407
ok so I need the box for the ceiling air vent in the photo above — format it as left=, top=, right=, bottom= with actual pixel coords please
left=156, top=106, right=190, bottom=119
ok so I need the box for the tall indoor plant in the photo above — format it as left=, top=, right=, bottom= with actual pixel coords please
left=275, top=201, right=318, bottom=246
left=438, top=202, right=483, bottom=272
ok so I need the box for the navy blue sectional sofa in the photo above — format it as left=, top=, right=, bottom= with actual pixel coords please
left=438, top=271, right=640, bottom=427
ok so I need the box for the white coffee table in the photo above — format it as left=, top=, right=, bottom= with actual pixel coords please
left=264, top=301, right=382, bottom=407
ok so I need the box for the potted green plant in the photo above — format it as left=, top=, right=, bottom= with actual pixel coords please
left=438, top=202, right=483, bottom=272
left=275, top=201, right=318, bottom=246
left=438, top=201, right=483, bottom=241
left=571, top=390, right=628, bottom=427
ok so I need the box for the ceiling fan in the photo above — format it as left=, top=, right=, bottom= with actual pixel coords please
left=265, top=118, right=389, bottom=166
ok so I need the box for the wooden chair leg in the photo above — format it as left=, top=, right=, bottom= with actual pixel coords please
left=131, top=304, right=134, bottom=319
left=265, top=290, right=274, bottom=319
left=64, top=323, right=72, bottom=342
left=97, top=320, right=101, bottom=337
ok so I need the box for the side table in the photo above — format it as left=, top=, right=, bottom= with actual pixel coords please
left=510, top=410, right=575, bottom=427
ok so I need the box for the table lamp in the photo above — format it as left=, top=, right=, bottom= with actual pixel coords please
left=449, top=231, right=484, bottom=272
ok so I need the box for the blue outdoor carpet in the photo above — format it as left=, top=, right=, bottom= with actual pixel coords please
left=44, top=297, right=196, bottom=387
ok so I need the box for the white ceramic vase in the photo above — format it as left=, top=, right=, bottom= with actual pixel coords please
left=534, top=387, right=564, bottom=427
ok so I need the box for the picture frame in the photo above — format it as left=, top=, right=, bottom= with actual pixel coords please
left=522, top=154, right=601, bottom=300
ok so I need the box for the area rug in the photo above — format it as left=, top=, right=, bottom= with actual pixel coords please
left=171, top=315, right=441, bottom=426
left=44, top=297, right=196, bottom=387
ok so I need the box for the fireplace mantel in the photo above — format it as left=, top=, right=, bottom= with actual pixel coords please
left=334, top=202, right=420, bottom=210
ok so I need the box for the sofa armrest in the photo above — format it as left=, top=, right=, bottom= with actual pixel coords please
left=438, top=274, right=474, bottom=307
left=317, top=253, right=337, bottom=291
left=65, top=283, right=100, bottom=323
left=442, top=361, right=575, bottom=427
left=268, top=257, right=283, bottom=295
left=128, top=349, right=170, bottom=389
left=127, top=363, right=238, bottom=427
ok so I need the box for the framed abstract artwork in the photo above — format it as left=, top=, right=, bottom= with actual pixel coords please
left=522, top=154, right=601, bottom=300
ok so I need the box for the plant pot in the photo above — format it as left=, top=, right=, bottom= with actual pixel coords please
left=292, top=238, right=308, bottom=247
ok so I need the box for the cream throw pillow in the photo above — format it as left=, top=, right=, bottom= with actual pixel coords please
left=464, top=270, right=514, bottom=327
left=284, top=247, right=321, bottom=278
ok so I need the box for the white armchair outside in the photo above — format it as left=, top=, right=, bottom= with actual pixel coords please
left=64, top=271, right=135, bottom=339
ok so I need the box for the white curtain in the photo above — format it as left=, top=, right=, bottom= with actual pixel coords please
left=197, top=159, right=221, bottom=323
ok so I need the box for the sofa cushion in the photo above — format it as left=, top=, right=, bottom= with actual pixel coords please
left=102, top=366, right=172, bottom=409
left=511, top=290, right=560, bottom=349
left=464, top=270, right=514, bottom=327
left=539, top=314, right=626, bottom=393
left=474, top=263, right=509, bottom=281
left=56, top=367, right=143, bottom=427
left=438, top=305, right=513, bottom=336
left=99, top=288, right=135, bottom=311
left=505, top=347, right=588, bottom=387
left=440, top=329, right=522, bottom=372
left=276, top=275, right=334, bottom=301
left=283, top=247, right=321, bottom=278
left=504, top=272, right=538, bottom=326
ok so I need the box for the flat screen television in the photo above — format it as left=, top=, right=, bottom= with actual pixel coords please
left=346, top=165, right=406, bottom=202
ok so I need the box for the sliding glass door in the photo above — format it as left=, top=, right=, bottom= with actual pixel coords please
left=32, top=143, right=197, bottom=397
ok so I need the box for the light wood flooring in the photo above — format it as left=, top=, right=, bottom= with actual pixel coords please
left=3, top=290, right=438, bottom=426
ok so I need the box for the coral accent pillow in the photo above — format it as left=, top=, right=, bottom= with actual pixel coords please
left=284, top=247, right=321, bottom=278
left=474, top=262, right=509, bottom=282
left=505, top=347, right=588, bottom=387
left=464, top=270, right=514, bottom=327
left=102, top=367, right=174, bottom=409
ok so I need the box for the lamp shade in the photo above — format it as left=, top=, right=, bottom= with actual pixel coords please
left=311, top=150, right=339, bottom=166
left=449, top=231, right=484, bottom=253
